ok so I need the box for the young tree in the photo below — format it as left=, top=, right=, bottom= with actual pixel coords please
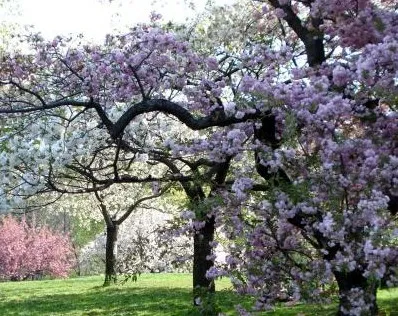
left=79, top=207, right=192, bottom=276
left=94, top=184, right=171, bottom=286
left=44, top=173, right=172, bottom=286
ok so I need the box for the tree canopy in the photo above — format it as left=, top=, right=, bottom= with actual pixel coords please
left=1, top=1, right=398, bottom=315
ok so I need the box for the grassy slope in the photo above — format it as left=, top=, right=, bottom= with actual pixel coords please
left=0, top=274, right=397, bottom=315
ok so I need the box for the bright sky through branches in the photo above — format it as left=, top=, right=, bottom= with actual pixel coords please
left=1, top=0, right=236, bottom=42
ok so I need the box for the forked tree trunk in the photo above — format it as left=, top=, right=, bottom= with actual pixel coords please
left=103, top=222, right=119, bottom=287
left=334, top=269, right=378, bottom=316
left=193, top=216, right=216, bottom=305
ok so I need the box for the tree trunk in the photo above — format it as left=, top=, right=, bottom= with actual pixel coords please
left=193, top=216, right=216, bottom=305
left=334, top=269, right=378, bottom=316
left=103, top=222, right=118, bottom=287
left=72, top=242, right=81, bottom=276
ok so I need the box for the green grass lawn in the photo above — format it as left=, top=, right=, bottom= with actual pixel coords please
left=0, top=274, right=397, bottom=315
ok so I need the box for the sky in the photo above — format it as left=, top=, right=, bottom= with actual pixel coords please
left=1, top=0, right=236, bottom=43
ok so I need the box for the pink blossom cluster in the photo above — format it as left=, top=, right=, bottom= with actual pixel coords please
left=208, top=2, right=398, bottom=314
left=0, top=216, right=75, bottom=280
left=311, top=0, right=398, bottom=48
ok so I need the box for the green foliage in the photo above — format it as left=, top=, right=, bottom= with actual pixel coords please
left=162, top=187, right=187, bottom=210
left=70, top=218, right=103, bottom=249
left=281, top=111, right=299, bottom=146
left=193, top=286, right=222, bottom=316
left=280, top=179, right=312, bottom=205
left=189, top=194, right=224, bottom=220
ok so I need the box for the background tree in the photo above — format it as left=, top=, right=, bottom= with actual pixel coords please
left=0, top=215, right=75, bottom=280
left=22, top=196, right=105, bottom=276
left=79, top=207, right=192, bottom=277
left=43, top=170, right=172, bottom=286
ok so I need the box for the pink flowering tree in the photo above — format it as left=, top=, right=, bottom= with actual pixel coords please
left=0, top=215, right=75, bottom=280
left=0, top=1, right=397, bottom=314
left=202, top=1, right=398, bottom=315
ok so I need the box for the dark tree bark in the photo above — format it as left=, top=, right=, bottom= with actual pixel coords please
left=72, top=242, right=81, bottom=277
left=103, top=222, right=119, bottom=287
left=193, top=216, right=216, bottom=304
left=158, top=157, right=230, bottom=306
left=334, top=270, right=378, bottom=316
left=94, top=188, right=168, bottom=287
left=192, top=159, right=230, bottom=307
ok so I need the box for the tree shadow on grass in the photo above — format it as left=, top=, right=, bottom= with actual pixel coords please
left=2, top=284, right=397, bottom=316
left=0, top=286, right=200, bottom=315
left=1, top=285, right=258, bottom=316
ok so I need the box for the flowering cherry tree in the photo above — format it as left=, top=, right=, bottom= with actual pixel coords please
left=203, top=1, right=398, bottom=315
left=92, top=183, right=172, bottom=286
left=0, top=21, right=250, bottom=302
left=0, top=215, right=75, bottom=280
left=79, top=208, right=192, bottom=276
left=0, top=1, right=398, bottom=314
left=35, top=161, right=174, bottom=286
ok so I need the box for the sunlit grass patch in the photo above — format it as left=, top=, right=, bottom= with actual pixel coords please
left=0, top=274, right=397, bottom=315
